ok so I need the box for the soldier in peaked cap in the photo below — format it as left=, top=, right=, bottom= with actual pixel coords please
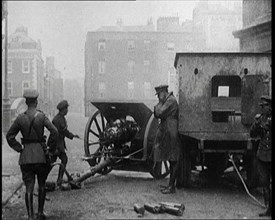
left=250, top=95, right=272, bottom=217
left=153, top=84, right=181, bottom=194
left=6, top=89, right=58, bottom=220
left=49, top=100, right=79, bottom=189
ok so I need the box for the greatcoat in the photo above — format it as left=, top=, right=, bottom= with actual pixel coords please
left=153, top=92, right=181, bottom=162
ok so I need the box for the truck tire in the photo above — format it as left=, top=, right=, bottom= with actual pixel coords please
left=177, top=141, right=191, bottom=188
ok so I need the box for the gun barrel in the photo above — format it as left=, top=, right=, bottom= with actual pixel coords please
left=72, top=158, right=112, bottom=184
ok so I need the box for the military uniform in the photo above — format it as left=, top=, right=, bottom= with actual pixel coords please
left=250, top=96, right=272, bottom=217
left=51, top=100, right=77, bottom=187
left=6, top=89, right=58, bottom=220
left=153, top=85, right=181, bottom=194
left=153, top=92, right=181, bottom=162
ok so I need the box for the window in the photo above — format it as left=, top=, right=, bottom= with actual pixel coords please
left=144, top=82, right=151, bottom=98
left=128, top=60, right=135, bottom=74
left=144, top=60, right=150, bottom=74
left=128, top=40, right=135, bottom=50
left=22, top=60, right=30, bottom=73
left=98, top=82, right=106, bottom=98
left=144, top=60, right=150, bottom=66
left=22, top=81, right=30, bottom=95
left=211, top=75, right=241, bottom=97
left=127, top=81, right=134, bottom=99
left=8, top=60, right=12, bottom=74
left=98, top=40, right=106, bottom=51
left=7, top=81, right=13, bottom=96
left=98, top=61, right=105, bottom=74
left=167, top=42, right=175, bottom=51
left=144, top=40, right=151, bottom=51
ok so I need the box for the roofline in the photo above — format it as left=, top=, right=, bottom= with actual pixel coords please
left=232, top=20, right=271, bottom=38
left=86, top=31, right=191, bottom=35
left=174, top=52, right=272, bottom=68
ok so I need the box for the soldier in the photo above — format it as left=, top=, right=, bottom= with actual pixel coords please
left=250, top=95, right=272, bottom=217
left=153, top=85, right=181, bottom=194
left=51, top=100, right=79, bottom=188
left=6, top=89, right=58, bottom=220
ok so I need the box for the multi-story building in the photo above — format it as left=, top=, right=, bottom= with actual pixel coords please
left=232, top=0, right=271, bottom=52
left=232, top=0, right=272, bottom=97
left=45, top=56, right=64, bottom=116
left=2, top=27, right=64, bottom=118
left=84, top=18, right=193, bottom=116
left=192, top=0, right=242, bottom=51
left=2, top=27, right=46, bottom=116
left=64, top=78, right=84, bottom=113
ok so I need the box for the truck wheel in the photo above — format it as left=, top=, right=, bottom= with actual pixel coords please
left=177, top=141, right=191, bottom=188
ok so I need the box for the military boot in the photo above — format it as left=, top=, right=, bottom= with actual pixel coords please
left=37, top=188, right=47, bottom=220
left=259, top=188, right=271, bottom=217
left=25, top=193, right=34, bottom=220
left=161, top=161, right=177, bottom=194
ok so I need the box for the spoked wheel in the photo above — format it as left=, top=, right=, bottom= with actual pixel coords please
left=143, top=114, right=170, bottom=179
left=84, top=110, right=113, bottom=175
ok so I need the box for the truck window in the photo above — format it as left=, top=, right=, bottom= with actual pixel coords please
left=211, top=75, right=241, bottom=97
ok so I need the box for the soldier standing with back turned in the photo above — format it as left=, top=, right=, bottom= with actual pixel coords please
left=153, top=85, right=181, bottom=194
left=250, top=96, right=272, bottom=217
left=6, top=89, right=58, bottom=220
left=51, top=100, right=79, bottom=188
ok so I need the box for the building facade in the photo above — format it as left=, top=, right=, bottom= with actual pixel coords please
left=45, top=56, right=64, bottom=116
left=84, top=18, right=193, bottom=116
left=84, top=4, right=243, bottom=116
left=232, top=0, right=271, bottom=52
left=192, top=1, right=242, bottom=52
left=2, top=27, right=64, bottom=118
left=2, top=27, right=46, bottom=114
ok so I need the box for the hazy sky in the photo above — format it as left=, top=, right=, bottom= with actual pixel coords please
left=7, top=1, right=200, bottom=80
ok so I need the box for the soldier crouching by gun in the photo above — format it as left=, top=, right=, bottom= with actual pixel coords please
left=250, top=96, right=272, bottom=217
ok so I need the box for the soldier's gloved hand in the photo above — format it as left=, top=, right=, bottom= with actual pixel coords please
left=74, top=134, right=80, bottom=139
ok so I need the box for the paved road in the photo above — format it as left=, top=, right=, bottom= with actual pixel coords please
left=2, top=112, right=270, bottom=219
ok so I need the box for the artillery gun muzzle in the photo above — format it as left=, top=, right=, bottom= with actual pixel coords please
left=69, top=158, right=113, bottom=187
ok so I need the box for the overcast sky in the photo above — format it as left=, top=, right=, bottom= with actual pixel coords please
left=7, top=1, right=201, bottom=80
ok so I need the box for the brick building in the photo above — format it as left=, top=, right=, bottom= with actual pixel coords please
left=2, top=27, right=46, bottom=116
left=2, top=27, right=63, bottom=118
left=84, top=18, right=193, bottom=116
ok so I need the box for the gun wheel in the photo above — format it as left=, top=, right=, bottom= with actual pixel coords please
left=84, top=110, right=112, bottom=174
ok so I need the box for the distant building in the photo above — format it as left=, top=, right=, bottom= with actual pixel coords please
left=232, top=0, right=271, bottom=52
left=45, top=56, right=64, bottom=116
left=64, top=78, right=84, bottom=113
left=84, top=18, right=193, bottom=116
left=2, top=27, right=65, bottom=117
left=2, top=27, right=46, bottom=116
left=192, top=1, right=242, bottom=51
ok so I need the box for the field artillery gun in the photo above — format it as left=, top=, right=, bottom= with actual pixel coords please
left=67, top=101, right=170, bottom=187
